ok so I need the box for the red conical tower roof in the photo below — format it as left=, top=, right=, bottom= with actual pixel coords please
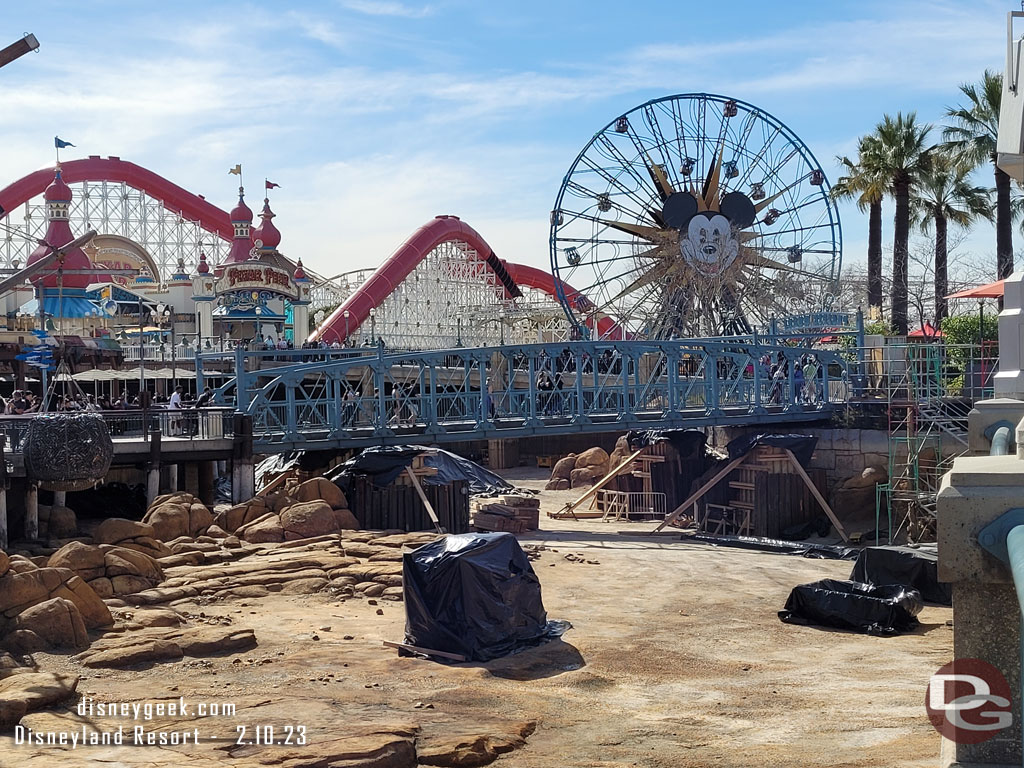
left=222, top=186, right=255, bottom=265
left=252, top=198, right=281, bottom=251
left=26, top=168, right=94, bottom=290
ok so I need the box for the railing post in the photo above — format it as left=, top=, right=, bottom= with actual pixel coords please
left=753, top=348, right=763, bottom=413
left=477, top=356, right=489, bottom=429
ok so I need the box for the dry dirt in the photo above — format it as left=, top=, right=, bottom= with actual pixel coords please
left=1, top=467, right=951, bottom=767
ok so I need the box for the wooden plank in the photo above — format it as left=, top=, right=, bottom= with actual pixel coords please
left=652, top=454, right=746, bottom=532
left=553, top=449, right=645, bottom=519
left=382, top=640, right=467, bottom=662
left=406, top=467, right=445, bottom=534
left=784, top=448, right=849, bottom=542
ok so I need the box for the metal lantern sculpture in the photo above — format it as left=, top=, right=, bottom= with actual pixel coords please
left=24, top=412, right=114, bottom=491
left=549, top=93, right=842, bottom=338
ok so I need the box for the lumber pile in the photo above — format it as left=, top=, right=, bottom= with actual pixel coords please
left=471, top=494, right=541, bottom=534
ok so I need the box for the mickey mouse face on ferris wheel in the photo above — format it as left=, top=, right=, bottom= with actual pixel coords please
left=661, top=191, right=756, bottom=277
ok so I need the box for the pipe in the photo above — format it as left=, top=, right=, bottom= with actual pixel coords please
left=1003, top=522, right=1024, bottom=763
left=992, top=425, right=1013, bottom=456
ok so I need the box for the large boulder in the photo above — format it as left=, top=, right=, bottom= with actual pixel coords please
left=550, top=456, right=577, bottom=481
left=38, top=504, right=78, bottom=539
left=13, top=597, right=89, bottom=649
left=216, top=498, right=270, bottom=533
left=294, top=477, right=348, bottom=509
left=569, top=467, right=601, bottom=488
left=236, top=512, right=285, bottom=543
left=48, top=576, right=112, bottom=629
left=544, top=478, right=571, bottom=491
left=0, top=570, right=56, bottom=615
left=142, top=495, right=214, bottom=541
left=93, top=518, right=155, bottom=545
left=48, top=541, right=106, bottom=581
left=574, top=447, right=609, bottom=469
left=0, top=671, right=78, bottom=728
left=0, top=551, right=10, bottom=578
left=280, top=501, right=357, bottom=539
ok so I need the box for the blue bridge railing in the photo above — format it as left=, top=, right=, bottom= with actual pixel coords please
left=198, top=340, right=849, bottom=451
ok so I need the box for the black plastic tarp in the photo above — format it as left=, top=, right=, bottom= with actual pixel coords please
left=403, top=532, right=569, bottom=661
left=849, top=545, right=951, bottom=605
left=328, top=445, right=514, bottom=496
left=685, top=533, right=859, bottom=560
left=626, top=428, right=706, bottom=455
left=778, top=579, right=923, bottom=636
left=727, top=433, right=818, bottom=467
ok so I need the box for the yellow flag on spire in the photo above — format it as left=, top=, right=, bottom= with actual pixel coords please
left=228, top=164, right=241, bottom=176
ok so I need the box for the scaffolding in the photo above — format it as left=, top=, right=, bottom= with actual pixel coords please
left=871, top=341, right=997, bottom=542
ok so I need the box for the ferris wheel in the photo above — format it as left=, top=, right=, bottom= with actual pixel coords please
left=549, top=93, right=842, bottom=339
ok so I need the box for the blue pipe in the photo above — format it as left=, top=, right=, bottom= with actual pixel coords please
left=992, top=425, right=1013, bottom=456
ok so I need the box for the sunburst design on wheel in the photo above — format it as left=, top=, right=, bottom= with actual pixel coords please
left=549, top=93, right=842, bottom=338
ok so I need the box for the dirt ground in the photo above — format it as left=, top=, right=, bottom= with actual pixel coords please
left=2, top=467, right=951, bottom=767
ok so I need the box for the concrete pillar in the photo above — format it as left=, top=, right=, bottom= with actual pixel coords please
left=487, top=438, right=520, bottom=470
left=937, top=455, right=1024, bottom=765
left=996, top=271, right=1024, bottom=399
left=216, top=460, right=227, bottom=477
left=146, top=468, right=160, bottom=506
left=166, top=463, right=179, bottom=493
left=53, top=490, right=66, bottom=507
left=198, top=460, right=215, bottom=506
left=0, top=486, right=7, bottom=550
left=24, top=483, right=38, bottom=540
left=184, top=462, right=200, bottom=497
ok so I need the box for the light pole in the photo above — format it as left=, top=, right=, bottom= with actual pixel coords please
left=343, top=310, right=350, bottom=346
left=369, top=307, right=376, bottom=345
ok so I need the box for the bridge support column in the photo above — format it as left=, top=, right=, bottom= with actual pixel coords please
left=146, top=422, right=162, bottom=507
left=166, top=463, right=179, bottom=494
left=53, top=490, right=66, bottom=507
left=488, top=439, right=520, bottom=470
left=24, top=483, right=38, bottom=540
left=199, top=461, right=216, bottom=507
left=232, top=413, right=254, bottom=503
left=183, top=462, right=200, bottom=497
left=0, top=442, right=8, bottom=549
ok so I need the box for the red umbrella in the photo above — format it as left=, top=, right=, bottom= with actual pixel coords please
left=946, top=279, right=1005, bottom=299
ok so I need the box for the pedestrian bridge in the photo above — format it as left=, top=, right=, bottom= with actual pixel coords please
left=198, top=340, right=849, bottom=452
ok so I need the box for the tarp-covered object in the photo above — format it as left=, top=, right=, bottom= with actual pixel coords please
left=779, top=579, right=923, bottom=636
left=626, top=428, right=706, bottom=454
left=403, top=532, right=569, bottom=661
left=25, top=412, right=114, bottom=492
left=849, top=545, right=951, bottom=605
left=727, top=433, right=818, bottom=467
left=687, top=533, right=858, bottom=560
left=329, top=445, right=514, bottom=496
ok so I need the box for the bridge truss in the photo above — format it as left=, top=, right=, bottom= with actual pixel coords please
left=200, top=339, right=848, bottom=452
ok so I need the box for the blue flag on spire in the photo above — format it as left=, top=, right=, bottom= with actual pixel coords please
left=54, top=136, right=74, bottom=149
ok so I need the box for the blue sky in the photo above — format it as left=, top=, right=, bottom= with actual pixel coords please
left=0, top=0, right=1011, bottom=281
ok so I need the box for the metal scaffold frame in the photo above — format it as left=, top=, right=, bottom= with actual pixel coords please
left=871, top=341, right=998, bottom=542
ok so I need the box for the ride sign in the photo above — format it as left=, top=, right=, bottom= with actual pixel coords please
left=216, top=264, right=297, bottom=300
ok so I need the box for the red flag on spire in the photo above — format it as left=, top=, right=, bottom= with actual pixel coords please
left=265, top=180, right=280, bottom=189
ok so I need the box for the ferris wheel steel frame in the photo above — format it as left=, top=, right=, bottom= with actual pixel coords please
left=549, top=93, right=843, bottom=340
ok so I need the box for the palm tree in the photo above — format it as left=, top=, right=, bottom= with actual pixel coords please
left=832, top=135, right=887, bottom=312
left=874, top=112, right=933, bottom=334
left=911, top=151, right=993, bottom=322
left=944, top=70, right=1012, bottom=280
